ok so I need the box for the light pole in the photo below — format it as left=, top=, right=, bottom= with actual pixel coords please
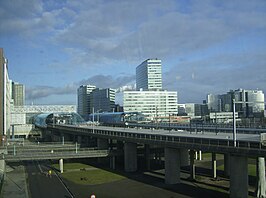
left=96, top=109, right=102, bottom=123
left=233, top=99, right=237, bottom=147
left=92, top=107, right=94, bottom=133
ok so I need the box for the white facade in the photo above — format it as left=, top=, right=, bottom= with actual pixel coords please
left=210, top=112, right=239, bottom=123
left=123, top=90, right=178, bottom=120
left=136, top=59, right=162, bottom=91
left=1, top=55, right=12, bottom=136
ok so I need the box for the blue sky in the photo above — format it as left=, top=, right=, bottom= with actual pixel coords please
left=1, top=0, right=266, bottom=105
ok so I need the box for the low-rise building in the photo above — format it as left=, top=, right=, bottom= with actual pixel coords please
left=123, top=90, right=178, bottom=120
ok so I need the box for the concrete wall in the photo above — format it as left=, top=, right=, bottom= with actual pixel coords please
left=164, top=147, right=180, bottom=184
left=124, top=142, right=137, bottom=172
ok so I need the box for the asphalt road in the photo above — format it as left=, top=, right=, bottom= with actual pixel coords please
left=25, top=160, right=74, bottom=198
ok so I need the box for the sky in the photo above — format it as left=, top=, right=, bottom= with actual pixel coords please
left=1, top=0, right=266, bottom=105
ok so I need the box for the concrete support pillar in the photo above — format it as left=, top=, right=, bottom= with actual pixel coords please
left=256, top=157, right=266, bottom=198
left=59, top=159, right=64, bottom=173
left=144, top=144, right=150, bottom=170
left=164, top=147, right=180, bottom=184
left=229, top=154, right=248, bottom=198
left=199, top=150, right=202, bottom=161
left=195, top=151, right=198, bottom=160
left=116, top=141, right=124, bottom=165
left=180, top=149, right=189, bottom=166
left=212, top=153, right=217, bottom=179
left=124, top=142, right=137, bottom=172
left=189, top=150, right=196, bottom=180
left=110, top=156, right=116, bottom=170
left=224, top=154, right=230, bottom=177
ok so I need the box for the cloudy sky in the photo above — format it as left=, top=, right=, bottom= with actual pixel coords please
left=1, top=0, right=266, bottom=105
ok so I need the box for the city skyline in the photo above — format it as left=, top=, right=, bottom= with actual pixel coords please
left=1, top=0, right=266, bottom=105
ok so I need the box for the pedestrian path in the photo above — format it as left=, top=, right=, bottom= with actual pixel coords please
left=0, top=164, right=29, bottom=198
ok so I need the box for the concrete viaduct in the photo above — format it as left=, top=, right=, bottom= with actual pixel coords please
left=45, top=124, right=266, bottom=198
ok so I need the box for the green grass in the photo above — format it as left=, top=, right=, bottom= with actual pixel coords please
left=61, top=169, right=125, bottom=185
left=52, top=162, right=125, bottom=185
left=217, top=164, right=256, bottom=177
left=201, top=153, right=212, bottom=159
left=52, top=162, right=94, bottom=170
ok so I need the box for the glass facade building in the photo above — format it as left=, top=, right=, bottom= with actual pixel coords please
left=90, top=88, right=115, bottom=113
left=12, top=81, right=25, bottom=106
left=136, top=59, right=162, bottom=91
left=207, top=89, right=265, bottom=117
left=77, top=85, right=96, bottom=117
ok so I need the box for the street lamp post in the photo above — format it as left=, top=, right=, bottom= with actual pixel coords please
left=233, top=99, right=237, bottom=147
left=168, top=114, right=171, bottom=132
left=92, top=107, right=95, bottom=133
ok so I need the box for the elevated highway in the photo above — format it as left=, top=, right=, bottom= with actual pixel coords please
left=49, top=124, right=266, bottom=157
left=46, top=124, right=266, bottom=198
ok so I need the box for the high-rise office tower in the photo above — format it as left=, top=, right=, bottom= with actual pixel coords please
left=0, top=48, right=12, bottom=136
left=124, top=58, right=178, bottom=120
left=12, top=81, right=25, bottom=106
left=136, top=59, right=162, bottom=91
left=90, top=88, right=115, bottom=113
left=77, top=85, right=96, bottom=118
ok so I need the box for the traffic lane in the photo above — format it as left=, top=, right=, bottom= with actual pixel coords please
left=25, top=160, right=73, bottom=198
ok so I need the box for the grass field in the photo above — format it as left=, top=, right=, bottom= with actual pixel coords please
left=52, top=163, right=125, bottom=185
left=52, top=162, right=94, bottom=170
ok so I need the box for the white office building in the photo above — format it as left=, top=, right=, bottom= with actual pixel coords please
left=1, top=48, right=12, bottom=136
left=123, top=90, right=178, bottom=120
left=136, top=59, right=162, bottom=91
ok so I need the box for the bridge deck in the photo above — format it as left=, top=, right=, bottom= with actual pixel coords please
left=50, top=124, right=266, bottom=157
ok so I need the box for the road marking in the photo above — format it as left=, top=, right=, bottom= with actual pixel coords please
left=54, top=170, right=75, bottom=198
left=37, top=161, right=44, bottom=173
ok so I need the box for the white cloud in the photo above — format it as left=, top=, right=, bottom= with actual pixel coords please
left=2, top=0, right=266, bottom=104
